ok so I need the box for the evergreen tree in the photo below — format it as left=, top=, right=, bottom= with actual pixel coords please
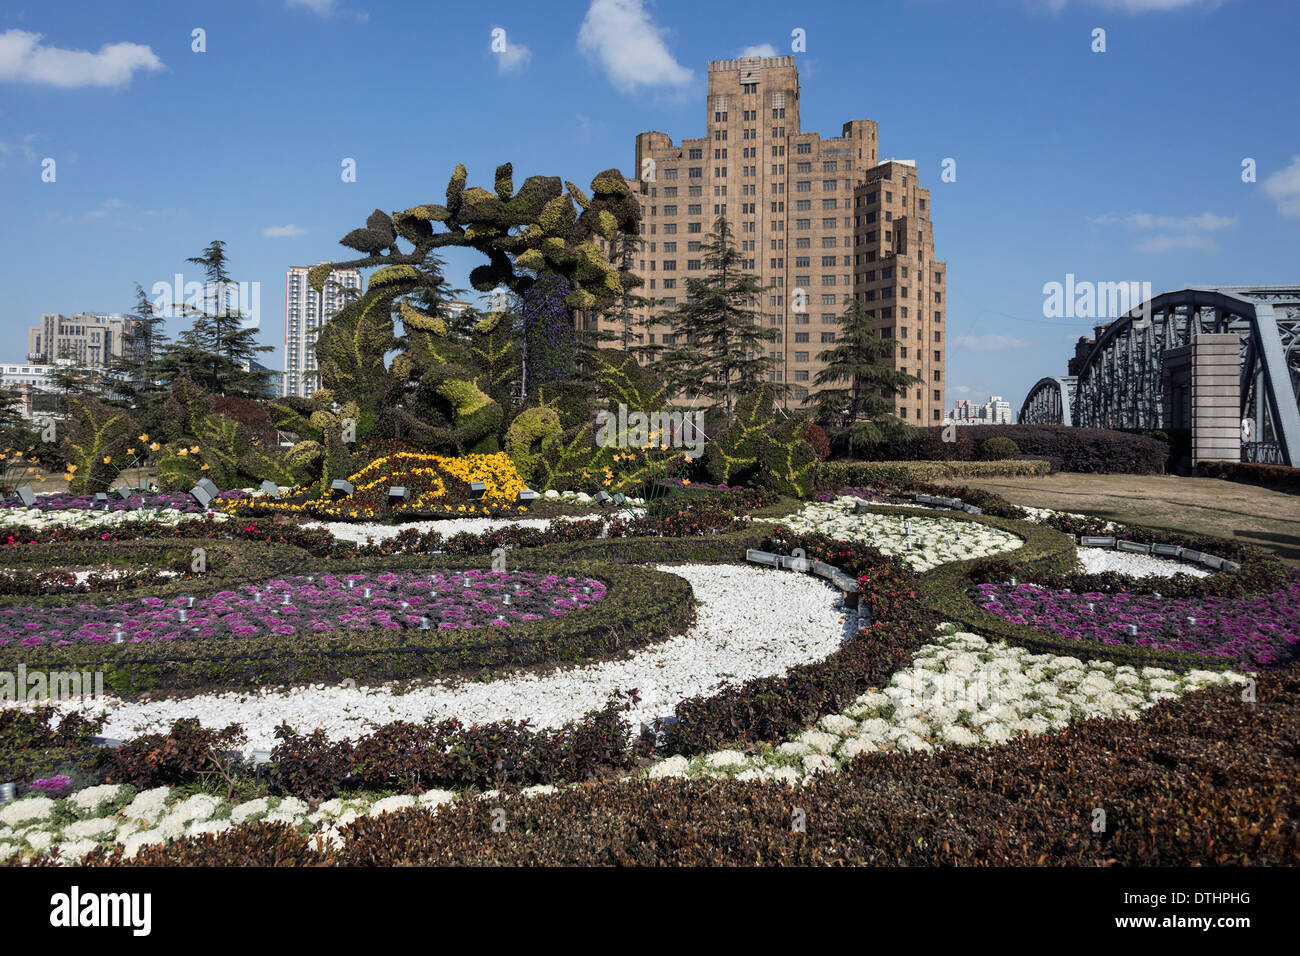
left=163, top=241, right=273, bottom=396
left=47, top=343, right=112, bottom=413
left=809, top=296, right=920, bottom=453
left=654, top=217, right=778, bottom=421
left=109, top=283, right=170, bottom=404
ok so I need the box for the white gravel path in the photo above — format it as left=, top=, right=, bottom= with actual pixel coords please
left=57, top=564, right=854, bottom=755
left=1075, top=548, right=1210, bottom=578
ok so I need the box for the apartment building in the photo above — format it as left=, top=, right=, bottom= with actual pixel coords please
left=282, top=263, right=363, bottom=399
left=600, top=54, right=945, bottom=420
left=27, top=313, right=140, bottom=366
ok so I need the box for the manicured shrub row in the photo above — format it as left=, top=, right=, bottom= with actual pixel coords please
left=0, top=559, right=696, bottom=697
left=814, top=459, right=1050, bottom=489
left=831, top=425, right=1167, bottom=474
left=68, top=666, right=1300, bottom=866
left=0, top=540, right=307, bottom=609
left=266, top=691, right=640, bottom=796
left=1197, top=459, right=1300, bottom=492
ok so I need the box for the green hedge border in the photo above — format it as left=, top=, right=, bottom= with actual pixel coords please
left=0, top=555, right=697, bottom=698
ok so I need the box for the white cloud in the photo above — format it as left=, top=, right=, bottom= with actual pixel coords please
left=953, top=334, right=1031, bottom=352
left=1262, top=155, right=1300, bottom=219
left=0, top=29, right=163, bottom=88
left=287, top=0, right=338, bottom=15
left=578, top=0, right=693, bottom=93
left=1028, top=0, right=1225, bottom=12
left=493, top=30, right=533, bottom=75
left=739, top=43, right=779, bottom=58
left=264, top=224, right=308, bottom=238
left=0, top=131, right=39, bottom=167
left=1134, top=233, right=1217, bottom=253
left=1089, top=209, right=1235, bottom=253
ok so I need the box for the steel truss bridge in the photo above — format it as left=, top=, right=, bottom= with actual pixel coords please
left=1018, top=286, right=1300, bottom=466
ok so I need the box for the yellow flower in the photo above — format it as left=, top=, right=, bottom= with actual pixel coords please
left=189, top=446, right=199, bottom=454
left=681, top=479, right=691, bottom=485
left=150, top=442, right=160, bottom=452
left=177, top=448, right=188, bottom=457
left=63, top=473, right=74, bottom=482
left=126, top=448, right=136, bottom=455
left=103, top=456, right=112, bottom=464
left=67, top=464, right=78, bottom=472
left=200, top=463, right=210, bottom=471
left=138, top=433, right=149, bottom=442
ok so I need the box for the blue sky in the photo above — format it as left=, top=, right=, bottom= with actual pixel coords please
left=1, top=0, right=1297, bottom=411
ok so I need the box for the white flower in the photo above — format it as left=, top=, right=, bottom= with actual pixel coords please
left=0, top=797, right=54, bottom=827
left=939, top=725, right=979, bottom=746
left=778, top=741, right=812, bottom=756
left=230, top=798, right=270, bottom=824
left=819, top=714, right=856, bottom=736
left=55, top=839, right=99, bottom=864
left=795, top=730, right=840, bottom=754
left=69, top=784, right=129, bottom=815
left=369, top=795, right=417, bottom=817
left=838, top=736, right=878, bottom=759
left=187, top=819, right=233, bottom=839
left=704, top=749, right=748, bottom=768
left=62, top=817, right=117, bottom=840
left=647, top=755, right=689, bottom=779
left=521, top=785, right=557, bottom=798
left=168, top=793, right=222, bottom=824
left=801, top=753, right=837, bottom=775
left=122, top=787, right=171, bottom=824
left=418, top=790, right=455, bottom=808
left=23, top=828, right=53, bottom=851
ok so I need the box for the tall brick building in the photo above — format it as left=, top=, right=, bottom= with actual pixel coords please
left=597, top=55, right=946, bottom=422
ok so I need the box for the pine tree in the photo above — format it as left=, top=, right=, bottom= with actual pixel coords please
left=654, top=217, right=778, bottom=421
left=809, top=296, right=920, bottom=454
left=163, top=241, right=273, bottom=397
left=109, top=283, right=170, bottom=404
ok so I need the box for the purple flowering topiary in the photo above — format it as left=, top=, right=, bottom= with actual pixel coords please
left=522, top=272, right=576, bottom=393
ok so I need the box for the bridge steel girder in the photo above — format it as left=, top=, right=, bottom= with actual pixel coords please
left=1024, top=286, right=1300, bottom=466
left=1018, top=376, right=1076, bottom=425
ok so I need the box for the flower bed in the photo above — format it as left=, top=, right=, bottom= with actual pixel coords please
left=219, top=451, right=528, bottom=521
left=9, top=558, right=695, bottom=696
left=649, top=627, right=1243, bottom=783
left=974, top=572, right=1300, bottom=669
left=758, top=498, right=1023, bottom=571
left=0, top=569, right=608, bottom=649
left=0, top=540, right=307, bottom=609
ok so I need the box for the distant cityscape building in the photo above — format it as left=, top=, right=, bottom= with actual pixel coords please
left=593, top=54, right=946, bottom=421
left=0, top=361, right=57, bottom=418
left=282, top=264, right=363, bottom=399
left=27, top=313, right=140, bottom=366
left=945, top=395, right=1012, bottom=426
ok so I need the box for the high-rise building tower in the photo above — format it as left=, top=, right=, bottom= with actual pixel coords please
left=28, top=313, right=140, bottom=367
left=603, top=55, right=945, bottom=421
left=282, top=263, right=363, bottom=399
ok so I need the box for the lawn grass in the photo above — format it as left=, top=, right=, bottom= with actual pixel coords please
left=936, top=472, right=1300, bottom=565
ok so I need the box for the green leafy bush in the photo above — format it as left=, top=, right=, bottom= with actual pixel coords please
left=977, top=436, right=1020, bottom=461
